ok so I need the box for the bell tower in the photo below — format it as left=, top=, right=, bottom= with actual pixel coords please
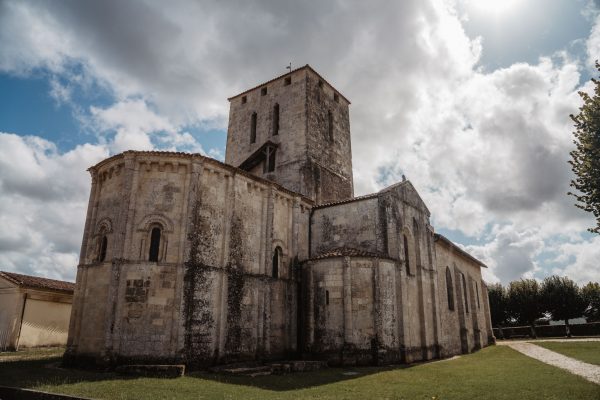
left=225, top=65, right=353, bottom=205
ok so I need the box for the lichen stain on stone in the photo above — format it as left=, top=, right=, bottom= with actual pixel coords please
left=182, top=198, right=216, bottom=366
left=224, top=213, right=246, bottom=357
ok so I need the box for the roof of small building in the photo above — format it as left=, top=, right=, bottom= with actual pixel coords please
left=0, top=271, right=75, bottom=293
left=226, top=64, right=351, bottom=104
left=433, top=234, right=488, bottom=268
left=310, top=247, right=395, bottom=261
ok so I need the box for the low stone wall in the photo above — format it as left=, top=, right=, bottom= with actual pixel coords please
left=494, top=322, right=600, bottom=339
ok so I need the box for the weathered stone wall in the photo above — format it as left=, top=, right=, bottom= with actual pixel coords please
left=310, top=197, right=379, bottom=256
left=66, top=151, right=311, bottom=368
left=225, top=69, right=308, bottom=195
left=304, top=68, right=353, bottom=203
left=304, top=181, right=443, bottom=365
left=224, top=66, right=353, bottom=204
left=435, top=240, right=493, bottom=357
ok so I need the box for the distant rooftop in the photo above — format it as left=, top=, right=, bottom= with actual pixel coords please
left=0, top=271, right=75, bottom=293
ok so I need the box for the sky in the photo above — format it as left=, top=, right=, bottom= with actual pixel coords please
left=0, top=0, right=599, bottom=285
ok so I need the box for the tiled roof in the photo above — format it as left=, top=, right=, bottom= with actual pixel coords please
left=0, top=271, right=75, bottom=293
left=226, top=64, right=351, bottom=104
left=310, top=247, right=394, bottom=261
left=312, top=193, right=379, bottom=210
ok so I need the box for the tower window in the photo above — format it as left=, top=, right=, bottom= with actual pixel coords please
left=476, top=281, right=481, bottom=309
left=263, top=146, right=276, bottom=173
left=273, top=103, right=280, bottom=136
left=250, top=112, right=257, bottom=144
left=99, top=235, right=108, bottom=262
left=284, top=76, right=291, bottom=86
left=261, top=87, right=268, bottom=96
left=327, top=110, right=334, bottom=142
left=446, top=267, right=455, bottom=311
left=149, top=227, right=161, bottom=262
left=403, top=234, right=411, bottom=275
left=241, top=96, right=247, bottom=104
left=318, top=80, right=324, bottom=88
left=272, top=246, right=282, bottom=278
left=325, top=290, right=330, bottom=305
left=334, top=93, right=339, bottom=102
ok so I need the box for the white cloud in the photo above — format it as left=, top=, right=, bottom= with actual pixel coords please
left=90, top=99, right=206, bottom=154
left=0, top=133, right=108, bottom=280
left=0, top=0, right=598, bottom=283
left=553, top=236, right=600, bottom=284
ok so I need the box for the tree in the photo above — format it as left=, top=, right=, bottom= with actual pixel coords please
left=569, top=61, right=600, bottom=234
left=507, top=279, right=544, bottom=338
left=541, top=276, right=587, bottom=337
left=582, top=282, right=600, bottom=322
left=488, top=283, right=509, bottom=328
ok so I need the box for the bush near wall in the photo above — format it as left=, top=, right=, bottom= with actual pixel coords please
left=493, top=322, right=600, bottom=339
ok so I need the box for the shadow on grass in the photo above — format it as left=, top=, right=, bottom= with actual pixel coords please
left=0, top=352, right=416, bottom=392
left=187, top=364, right=413, bottom=391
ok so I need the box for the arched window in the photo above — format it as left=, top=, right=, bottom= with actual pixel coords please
left=149, top=227, right=161, bottom=262
left=327, top=110, right=334, bottom=141
left=446, top=267, right=455, bottom=311
left=99, top=236, right=108, bottom=262
left=412, top=218, right=421, bottom=268
left=250, top=112, right=257, bottom=144
left=475, top=281, right=481, bottom=309
left=272, top=246, right=282, bottom=278
left=272, top=104, right=279, bottom=136
left=403, top=234, right=411, bottom=274
left=461, top=273, right=469, bottom=313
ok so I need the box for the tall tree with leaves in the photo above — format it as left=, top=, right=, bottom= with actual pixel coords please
left=507, top=279, right=544, bottom=338
left=569, top=61, right=600, bottom=233
left=582, top=282, right=600, bottom=322
left=488, top=283, right=509, bottom=326
left=541, top=276, right=587, bottom=337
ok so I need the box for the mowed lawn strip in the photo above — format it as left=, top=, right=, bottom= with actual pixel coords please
left=534, top=341, right=600, bottom=366
left=0, top=346, right=599, bottom=400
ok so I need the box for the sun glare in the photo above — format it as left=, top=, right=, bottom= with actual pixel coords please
left=466, top=0, right=522, bottom=15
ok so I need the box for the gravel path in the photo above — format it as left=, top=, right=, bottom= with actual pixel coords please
left=505, top=342, right=600, bottom=385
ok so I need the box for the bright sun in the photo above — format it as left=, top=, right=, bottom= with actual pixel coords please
left=466, top=0, right=522, bottom=15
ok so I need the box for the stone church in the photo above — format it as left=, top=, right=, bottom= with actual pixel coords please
left=65, top=65, right=494, bottom=368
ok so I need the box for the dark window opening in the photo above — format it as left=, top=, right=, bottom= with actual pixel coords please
left=461, top=273, right=469, bottom=313
left=446, top=267, right=455, bottom=311
left=284, top=76, right=291, bottom=86
left=241, top=96, right=247, bottom=104
left=149, top=227, right=161, bottom=262
left=273, top=103, right=280, bottom=136
left=99, top=235, right=108, bottom=262
left=272, top=247, right=281, bottom=278
left=334, top=93, right=339, bottom=102
left=261, top=87, right=268, bottom=96
left=476, top=282, right=481, bottom=309
left=327, top=110, right=334, bottom=142
left=268, top=148, right=276, bottom=172
left=318, top=80, right=324, bottom=88
left=325, top=290, right=330, bottom=305
left=250, top=112, right=257, bottom=144
left=403, top=234, right=410, bottom=275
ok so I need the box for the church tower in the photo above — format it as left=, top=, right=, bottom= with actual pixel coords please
left=225, top=65, right=354, bottom=204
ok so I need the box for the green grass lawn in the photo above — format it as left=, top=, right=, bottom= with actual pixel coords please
left=534, top=341, right=600, bottom=366
left=0, top=346, right=598, bottom=400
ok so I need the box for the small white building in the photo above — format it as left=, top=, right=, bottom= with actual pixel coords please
left=0, top=271, right=74, bottom=350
